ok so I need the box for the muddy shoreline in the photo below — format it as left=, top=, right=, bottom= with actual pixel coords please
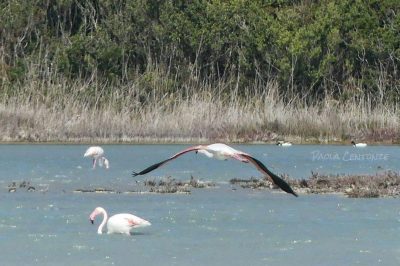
left=0, top=138, right=398, bottom=145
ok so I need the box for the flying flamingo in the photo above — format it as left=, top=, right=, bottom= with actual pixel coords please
left=84, top=146, right=109, bottom=169
left=351, top=141, right=367, bottom=148
left=89, top=207, right=151, bottom=235
left=132, top=143, right=297, bottom=197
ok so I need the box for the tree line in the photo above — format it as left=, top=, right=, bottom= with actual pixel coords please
left=1, top=0, right=399, bottom=103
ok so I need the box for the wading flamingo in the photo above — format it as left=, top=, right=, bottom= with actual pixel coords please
left=89, top=207, right=151, bottom=235
left=351, top=141, right=367, bottom=148
left=132, top=143, right=297, bottom=197
left=84, top=146, right=109, bottom=169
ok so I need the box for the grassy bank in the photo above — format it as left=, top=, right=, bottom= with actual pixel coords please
left=1, top=67, right=399, bottom=144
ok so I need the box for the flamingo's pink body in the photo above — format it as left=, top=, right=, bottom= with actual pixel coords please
left=89, top=207, right=151, bottom=235
left=194, top=143, right=251, bottom=162
left=84, top=146, right=109, bottom=169
left=132, top=143, right=297, bottom=197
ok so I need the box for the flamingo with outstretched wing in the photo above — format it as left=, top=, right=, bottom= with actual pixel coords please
left=132, top=143, right=297, bottom=197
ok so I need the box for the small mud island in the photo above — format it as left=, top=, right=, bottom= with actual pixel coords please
left=9, top=172, right=400, bottom=198
left=72, top=176, right=216, bottom=195
left=231, top=171, right=400, bottom=198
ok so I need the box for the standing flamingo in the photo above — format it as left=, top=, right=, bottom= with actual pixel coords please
left=84, top=146, right=109, bottom=169
left=89, top=207, right=151, bottom=235
left=132, top=143, right=297, bottom=197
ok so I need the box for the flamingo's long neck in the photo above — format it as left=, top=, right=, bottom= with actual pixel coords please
left=97, top=209, right=108, bottom=234
left=102, top=157, right=109, bottom=169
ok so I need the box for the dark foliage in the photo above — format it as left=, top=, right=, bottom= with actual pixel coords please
left=1, top=0, right=399, bottom=102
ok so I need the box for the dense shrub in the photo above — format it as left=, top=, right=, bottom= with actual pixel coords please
left=0, top=0, right=399, bottom=103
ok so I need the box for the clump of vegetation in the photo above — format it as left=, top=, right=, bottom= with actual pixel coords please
left=72, top=176, right=214, bottom=194
left=230, top=177, right=274, bottom=189
left=144, top=176, right=215, bottom=194
left=73, top=188, right=116, bottom=193
left=294, top=171, right=400, bottom=198
left=231, top=171, right=400, bottom=198
left=7, top=180, right=45, bottom=193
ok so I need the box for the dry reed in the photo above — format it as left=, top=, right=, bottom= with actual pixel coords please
left=0, top=65, right=399, bottom=143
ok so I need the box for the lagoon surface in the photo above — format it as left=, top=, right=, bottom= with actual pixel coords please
left=1, top=144, right=400, bottom=265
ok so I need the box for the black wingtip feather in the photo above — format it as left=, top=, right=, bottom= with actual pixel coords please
left=269, top=173, right=298, bottom=197
left=131, top=159, right=171, bottom=177
left=248, top=156, right=298, bottom=197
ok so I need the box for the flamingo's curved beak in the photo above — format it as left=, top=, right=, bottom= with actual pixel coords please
left=90, top=219, right=94, bottom=224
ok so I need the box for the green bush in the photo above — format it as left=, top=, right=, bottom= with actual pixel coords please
left=0, top=0, right=398, bottom=103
